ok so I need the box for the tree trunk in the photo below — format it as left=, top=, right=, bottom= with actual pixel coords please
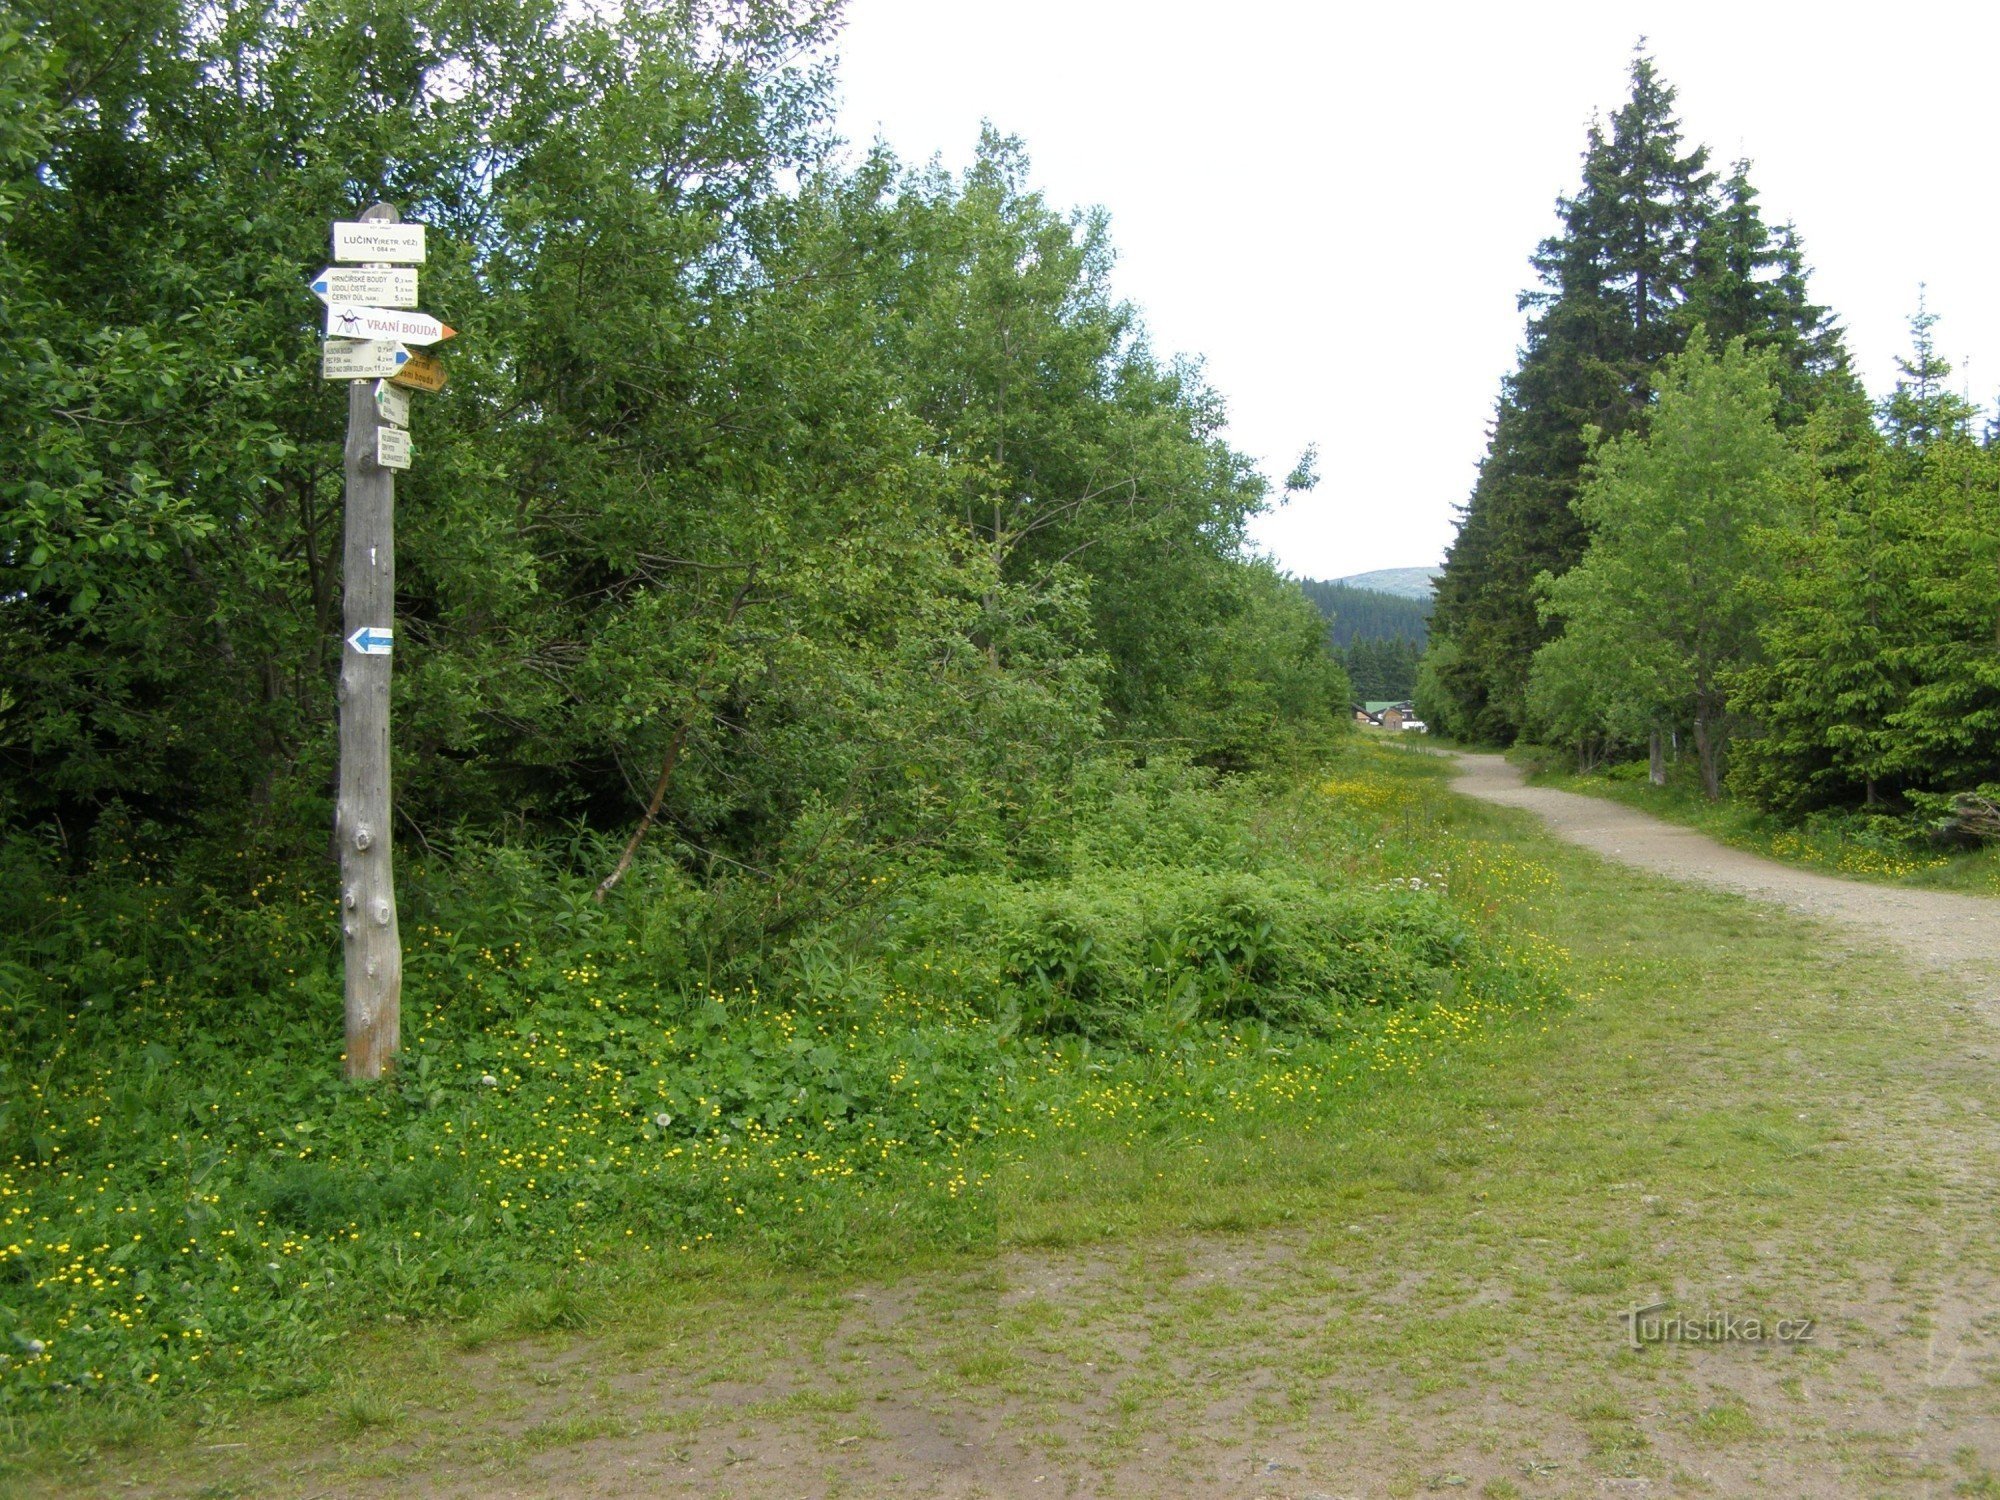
left=1649, top=727, right=1666, bottom=787
left=1691, top=713, right=1723, bottom=802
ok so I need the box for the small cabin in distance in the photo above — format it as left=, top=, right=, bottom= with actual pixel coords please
left=1353, top=700, right=1425, bottom=732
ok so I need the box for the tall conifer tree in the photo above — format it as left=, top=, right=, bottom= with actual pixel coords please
left=1430, top=49, right=1714, bottom=740
left=1879, top=291, right=1975, bottom=461
left=1684, top=163, right=1851, bottom=425
left=1428, top=48, right=1847, bottom=743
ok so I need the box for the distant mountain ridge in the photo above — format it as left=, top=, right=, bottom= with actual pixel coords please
left=1330, top=567, right=1440, bottom=601
left=1295, top=573, right=1434, bottom=701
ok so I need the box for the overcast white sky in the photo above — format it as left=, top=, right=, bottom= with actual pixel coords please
left=830, top=1, right=2000, bottom=580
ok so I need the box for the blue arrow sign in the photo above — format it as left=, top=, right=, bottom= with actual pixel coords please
left=347, top=626, right=394, bottom=656
left=310, top=266, right=419, bottom=307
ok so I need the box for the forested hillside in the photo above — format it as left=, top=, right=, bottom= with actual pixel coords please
left=1297, top=579, right=1429, bottom=700
left=1298, top=580, right=1431, bottom=648
left=1426, top=48, right=2000, bottom=834
left=1331, top=567, right=1438, bottom=601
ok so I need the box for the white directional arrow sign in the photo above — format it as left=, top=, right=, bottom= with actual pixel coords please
left=311, top=266, right=418, bottom=308
left=347, top=625, right=394, bottom=655
left=372, top=380, right=410, bottom=428
left=322, top=339, right=411, bottom=380
left=332, top=221, right=426, bottom=263
left=326, top=305, right=455, bottom=346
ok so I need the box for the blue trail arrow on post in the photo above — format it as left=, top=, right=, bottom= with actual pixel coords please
left=347, top=625, right=394, bottom=656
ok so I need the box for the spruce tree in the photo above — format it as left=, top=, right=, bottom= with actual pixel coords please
left=1684, top=162, right=1852, bottom=426
left=1729, top=388, right=1907, bottom=812
left=1429, top=49, right=1853, bottom=744
left=1879, top=439, right=2000, bottom=796
left=1879, top=291, right=1976, bottom=461
left=1731, top=308, right=1991, bottom=815
left=1430, top=47, right=1715, bottom=741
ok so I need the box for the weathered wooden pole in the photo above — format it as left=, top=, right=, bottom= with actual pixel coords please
left=336, top=202, right=403, bottom=1080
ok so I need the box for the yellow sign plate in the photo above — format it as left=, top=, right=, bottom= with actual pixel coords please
left=388, top=349, right=447, bottom=393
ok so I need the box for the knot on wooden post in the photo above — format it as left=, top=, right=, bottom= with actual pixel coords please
left=352, top=826, right=373, bottom=851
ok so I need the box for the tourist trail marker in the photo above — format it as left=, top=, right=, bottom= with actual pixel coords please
left=388, top=349, right=448, bottom=393
left=325, top=304, right=455, bottom=346
left=326, top=202, right=437, bottom=1084
left=372, top=380, right=410, bottom=428
left=311, top=266, right=419, bottom=307
left=322, top=339, right=410, bottom=380
left=375, top=427, right=411, bottom=470
left=332, top=220, right=426, bottom=263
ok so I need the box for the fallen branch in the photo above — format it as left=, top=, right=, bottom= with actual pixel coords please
left=1952, top=792, right=2000, bottom=840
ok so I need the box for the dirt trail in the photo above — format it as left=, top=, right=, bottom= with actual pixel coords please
left=1452, top=752, right=2000, bottom=999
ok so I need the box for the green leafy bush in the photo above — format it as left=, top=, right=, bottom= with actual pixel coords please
left=0, top=745, right=1564, bottom=1418
left=896, top=866, right=1481, bottom=1042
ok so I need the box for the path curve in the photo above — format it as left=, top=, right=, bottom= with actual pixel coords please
left=1451, top=752, right=2000, bottom=985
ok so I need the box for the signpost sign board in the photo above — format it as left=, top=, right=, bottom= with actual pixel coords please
left=376, top=428, right=412, bottom=470
left=332, top=221, right=426, bottom=263
left=312, top=267, right=419, bottom=307
left=372, top=380, right=410, bottom=428
left=388, top=349, right=448, bottom=393
left=322, top=339, right=410, bottom=380
left=326, top=304, right=455, bottom=346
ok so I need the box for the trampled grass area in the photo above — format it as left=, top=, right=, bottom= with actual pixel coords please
left=12, top=741, right=2000, bottom=1497
left=1522, top=749, right=2000, bottom=893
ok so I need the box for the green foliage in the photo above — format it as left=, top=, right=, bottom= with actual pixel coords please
left=909, top=867, right=1477, bottom=1042
left=1727, top=388, right=1907, bottom=812
left=1428, top=51, right=1849, bottom=744
left=0, top=1, right=1348, bottom=984
left=1731, top=309, right=2000, bottom=818
left=0, top=747, right=1565, bottom=1415
left=1531, top=334, right=1793, bottom=796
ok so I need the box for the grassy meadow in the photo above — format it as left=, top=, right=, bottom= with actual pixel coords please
left=0, top=739, right=1568, bottom=1459
left=4, top=739, right=1998, bottom=1495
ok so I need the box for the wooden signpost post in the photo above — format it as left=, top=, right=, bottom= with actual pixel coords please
left=321, top=202, right=448, bottom=1081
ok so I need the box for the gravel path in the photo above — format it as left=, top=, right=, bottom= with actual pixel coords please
left=1452, top=751, right=2000, bottom=994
